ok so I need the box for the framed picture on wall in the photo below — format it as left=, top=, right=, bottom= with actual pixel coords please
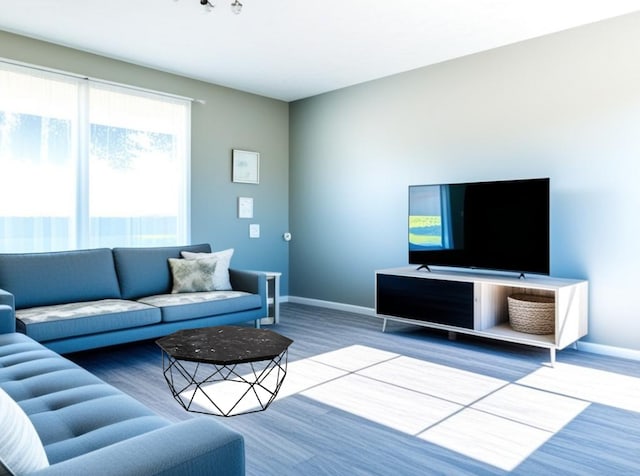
left=237, top=196, right=254, bottom=218
left=232, top=149, right=260, bottom=184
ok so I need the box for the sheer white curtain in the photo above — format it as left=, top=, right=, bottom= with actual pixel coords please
left=87, top=84, right=190, bottom=248
left=0, top=62, right=190, bottom=252
left=0, top=65, right=78, bottom=252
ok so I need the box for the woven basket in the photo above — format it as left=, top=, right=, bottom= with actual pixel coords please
left=507, top=293, right=555, bottom=335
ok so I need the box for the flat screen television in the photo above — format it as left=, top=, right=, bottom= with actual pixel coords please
left=408, top=177, right=550, bottom=275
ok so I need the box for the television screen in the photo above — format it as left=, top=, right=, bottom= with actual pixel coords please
left=408, top=178, right=550, bottom=275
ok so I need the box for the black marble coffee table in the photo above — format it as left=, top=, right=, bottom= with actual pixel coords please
left=157, top=326, right=293, bottom=417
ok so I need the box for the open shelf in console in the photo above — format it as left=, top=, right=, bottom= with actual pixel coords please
left=375, top=267, right=588, bottom=365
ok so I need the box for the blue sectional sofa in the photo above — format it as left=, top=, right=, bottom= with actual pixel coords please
left=0, top=307, right=245, bottom=475
left=0, top=244, right=267, bottom=354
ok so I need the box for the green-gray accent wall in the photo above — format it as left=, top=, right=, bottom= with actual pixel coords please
left=0, top=30, right=290, bottom=295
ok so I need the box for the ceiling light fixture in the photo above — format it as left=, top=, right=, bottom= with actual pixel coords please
left=230, top=0, right=242, bottom=15
left=198, top=0, right=243, bottom=15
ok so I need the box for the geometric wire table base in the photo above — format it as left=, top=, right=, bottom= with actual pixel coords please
left=161, top=348, right=289, bottom=417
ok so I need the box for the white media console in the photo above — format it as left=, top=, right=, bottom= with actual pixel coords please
left=375, top=266, right=588, bottom=365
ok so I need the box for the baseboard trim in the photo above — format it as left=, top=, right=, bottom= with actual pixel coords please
left=576, top=341, right=640, bottom=362
left=285, top=296, right=640, bottom=362
left=286, top=296, right=376, bottom=317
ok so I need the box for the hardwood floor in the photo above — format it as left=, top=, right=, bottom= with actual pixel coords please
left=68, top=303, right=640, bottom=475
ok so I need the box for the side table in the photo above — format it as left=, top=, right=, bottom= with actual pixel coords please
left=260, top=271, right=282, bottom=325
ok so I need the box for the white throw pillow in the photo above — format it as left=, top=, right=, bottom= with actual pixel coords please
left=0, top=387, right=49, bottom=476
left=168, top=257, right=218, bottom=293
left=181, top=248, right=234, bottom=291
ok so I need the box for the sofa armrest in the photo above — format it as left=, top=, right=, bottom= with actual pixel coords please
left=229, top=269, right=265, bottom=294
left=230, top=269, right=267, bottom=307
left=30, top=418, right=245, bottom=476
left=0, top=305, right=14, bottom=334
left=0, top=289, right=15, bottom=334
left=0, top=288, right=14, bottom=308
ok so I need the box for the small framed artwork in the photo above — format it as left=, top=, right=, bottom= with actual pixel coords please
left=238, top=196, right=254, bottom=218
left=232, top=149, right=260, bottom=184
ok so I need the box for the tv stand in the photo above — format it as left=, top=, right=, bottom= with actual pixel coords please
left=375, top=267, right=588, bottom=365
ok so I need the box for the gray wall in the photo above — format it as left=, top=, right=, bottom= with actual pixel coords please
left=289, top=12, right=640, bottom=352
left=0, top=30, right=290, bottom=294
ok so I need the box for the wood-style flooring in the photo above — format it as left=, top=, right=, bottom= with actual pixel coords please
left=68, top=303, right=640, bottom=475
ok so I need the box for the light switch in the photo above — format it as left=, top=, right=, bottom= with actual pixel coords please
left=249, top=224, right=260, bottom=238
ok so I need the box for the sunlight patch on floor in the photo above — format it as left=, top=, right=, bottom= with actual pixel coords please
left=419, top=407, right=552, bottom=471
left=301, top=373, right=462, bottom=435
left=273, top=358, right=349, bottom=399
left=358, top=356, right=506, bottom=405
left=471, top=383, right=590, bottom=433
left=180, top=344, right=637, bottom=470
left=517, top=362, right=640, bottom=413
left=307, top=344, right=400, bottom=372
left=419, top=383, right=590, bottom=471
left=286, top=345, right=592, bottom=471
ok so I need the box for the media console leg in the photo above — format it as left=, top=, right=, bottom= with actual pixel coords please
left=550, top=348, right=556, bottom=368
left=448, top=331, right=457, bottom=341
left=382, top=318, right=388, bottom=333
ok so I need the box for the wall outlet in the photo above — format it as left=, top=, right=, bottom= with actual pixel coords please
left=249, top=224, right=260, bottom=238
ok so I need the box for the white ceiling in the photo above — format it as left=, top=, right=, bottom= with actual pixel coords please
left=1, top=1, right=639, bottom=102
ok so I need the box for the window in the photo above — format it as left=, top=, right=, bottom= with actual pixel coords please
left=0, top=62, right=190, bottom=252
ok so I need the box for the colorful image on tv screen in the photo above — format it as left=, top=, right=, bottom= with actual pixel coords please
left=409, top=214, right=442, bottom=249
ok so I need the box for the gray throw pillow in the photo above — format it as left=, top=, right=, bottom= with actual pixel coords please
left=168, top=257, right=218, bottom=293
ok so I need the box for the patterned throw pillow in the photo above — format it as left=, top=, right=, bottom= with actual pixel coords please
left=168, top=257, right=218, bottom=293
left=0, top=387, right=49, bottom=476
left=181, top=248, right=234, bottom=291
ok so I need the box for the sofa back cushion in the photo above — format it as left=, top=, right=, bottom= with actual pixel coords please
left=113, top=244, right=211, bottom=300
left=0, top=248, right=121, bottom=310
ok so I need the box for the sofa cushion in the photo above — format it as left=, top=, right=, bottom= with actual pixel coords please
left=0, top=248, right=121, bottom=310
left=138, top=291, right=261, bottom=323
left=0, top=387, right=49, bottom=476
left=15, top=299, right=161, bottom=342
left=0, top=333, right=170, bottom=466
left=181, top=248, right=234, bottom=291
left=168, top=258, right=218, bottom=293
left=113, top=244, right=211, bottom=300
